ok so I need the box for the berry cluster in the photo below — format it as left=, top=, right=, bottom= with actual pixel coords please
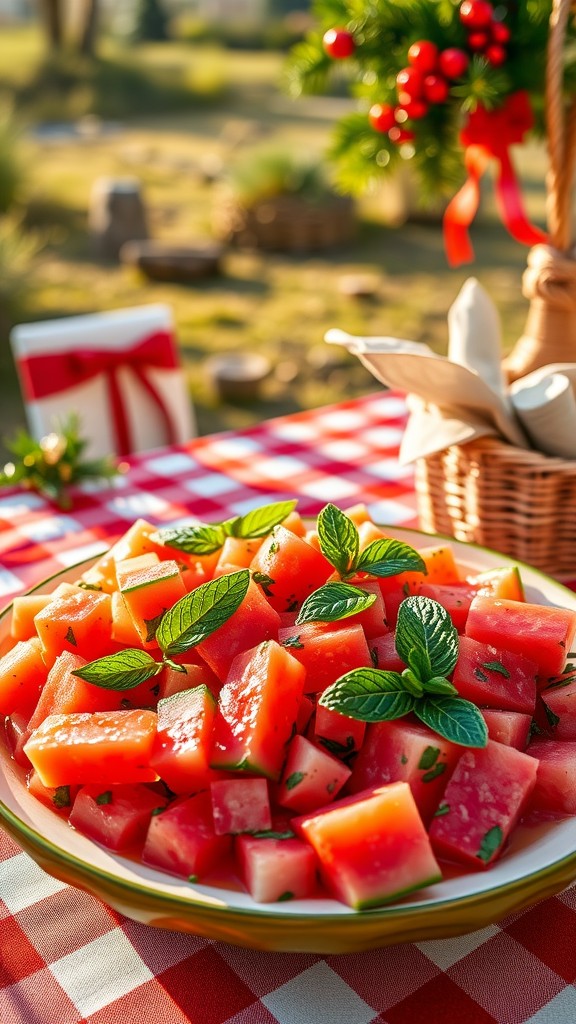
left=460, top=0, right=510, bottom=67
left=321, top=1, right=510, bottom=147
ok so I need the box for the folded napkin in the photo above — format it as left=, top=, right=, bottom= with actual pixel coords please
left=326, top=278, right=576, bottom=464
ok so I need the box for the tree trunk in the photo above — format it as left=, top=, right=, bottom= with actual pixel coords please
left=37, top=0, right=63, bottom=49
left=78, top=0, right=100, bottom=57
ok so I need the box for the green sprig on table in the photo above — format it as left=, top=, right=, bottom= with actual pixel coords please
left=0, top=416, right=122, bottom=509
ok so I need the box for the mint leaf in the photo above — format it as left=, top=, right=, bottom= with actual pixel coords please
left=95, top=791, right=112, bottom=805
left=144, top=611, right=165, bottom=644
left=72, top=649, right=163, bottom=690
left=65, top=626, right=77, bottom=647
left=418, top=746, right=440, bottom=770
left=151, top=522, right=228, bottom=555
left=281, top=635, right=304, bottom=649
left=295, top=582, right=376, bottom=625
left=252, top=571, right=275, bottom=596
left=415, top=696, right=488, bottom=748
left=476, top=825, right=504, bottom=863
left=407, top=644, right=431, bottom=681
left=433, top=802, right=450, bottom=818
left=395, top=596, right=459, bottom=680
left=156, top=569, right=250, bottom=657
left=250, top=829, right=296, bottom=840
left=233, top=500, right=297, bottom=538
left=423, top=676, right=458, bottom=696
left=319, top=667, right=415, bottom=722
left=317, top=503, right=359, bottom=576
left=422, top=763, right=447, bottom=783
left=482, top=660, right=511, bottom=678
left=52, top=786, right=72, bottom=809
left=285, top=771, right=305, bottom=790
left=355, top=538, right=426, bottom=578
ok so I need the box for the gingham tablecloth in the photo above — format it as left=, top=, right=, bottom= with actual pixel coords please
left=1, top=391, right=575, bottom=1024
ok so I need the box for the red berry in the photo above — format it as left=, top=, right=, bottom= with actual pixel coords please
left=407, top=40, right=439, bottom=74
left=439, top=48, right=470, bottom=79
left=460, top=0, right=494, bottom=29
left=368, top=103, right=397, bottom=133
left=389, top=126, right=415, bottom=144
left=485, top=43, right=507, bottom=65
left=423, top=73, right=450, bottom=104
left=396, top=66, right=424, bottom=98
left=468, top=30, right=490, bottom=51
left=491, top=21, right=511, bottom=44
left=402, top=97, right=429, bottom=119
left=322, top=27, right=355, bottom=59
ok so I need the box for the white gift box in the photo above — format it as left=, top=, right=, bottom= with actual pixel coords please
left=10, top=304, right=196, bottom=460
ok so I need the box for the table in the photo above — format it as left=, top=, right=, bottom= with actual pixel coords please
left=1, top=391, right=575, bottom=1024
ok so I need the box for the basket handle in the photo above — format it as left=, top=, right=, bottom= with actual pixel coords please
left=546, top=0, right=576, bottom=251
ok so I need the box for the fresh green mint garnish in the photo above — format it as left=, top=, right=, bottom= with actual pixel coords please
left=73, top=570, right=250, bottom=689
left=252, top=571, right=275, bottom=596
left=418, top=746, right=440, bottom=771
left=156, top=569, right=250, bottom=657
left=476, top=825, right=504, bottom=862
left=422, top=762, right=447, bottom=784
left=482, top=660, right=511, bottom=678
left=72, top=649, right=164, bottom=690
left=65, top=626, right=77, bottom=647
left=316, top=503, right=425, bottom=580
left=295, top=581, right=376, bottom=625
left=250, top=829, right=295, bottom=840
left=277, top=891, right=294, bottom=901
left=281, top=635, right=304, bottom=649
left=150, top=500, right=297, bottom=554
left=52, top=786, right=72, bottom=808
left=95, top=791, right=112, bottom=805
left=285, top=771, right=306, bottom=790
left=433, top=802, right=450, bottom=818
left=144, top=611, right=166, bottom=644
left=319, top=596, right=488, bottom=749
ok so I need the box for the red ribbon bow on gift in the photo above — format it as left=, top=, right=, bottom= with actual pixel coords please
left=443, top=90, right=549, bottom=267
left=18, top=329, right=181, bottom=456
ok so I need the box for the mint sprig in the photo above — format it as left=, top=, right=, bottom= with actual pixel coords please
left=316, top=503, right=426, bottom=580
left=295, top=581, right=376, bottom=625
left=150, top=500, right=297, bottom=555
left=73, top=569, right=250, bottom=690
left=318, top=595, right=488, bottom=748
left=72, top=649, right=163, bottom=689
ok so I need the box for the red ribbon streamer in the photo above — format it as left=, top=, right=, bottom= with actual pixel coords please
left=18, top=329, right=181, bottom=456
left=443, top=91, right=549, bottom=267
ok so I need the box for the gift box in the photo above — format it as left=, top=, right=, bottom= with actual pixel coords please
left=10, top=304, right=196, bottom=460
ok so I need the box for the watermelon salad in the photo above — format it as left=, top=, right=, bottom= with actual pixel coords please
left=2, top=499, right=576, bottom=911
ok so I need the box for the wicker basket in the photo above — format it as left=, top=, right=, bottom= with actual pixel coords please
left=415, top=0, right=576, bottom=576
left=415, top=439, right=576, bottom=577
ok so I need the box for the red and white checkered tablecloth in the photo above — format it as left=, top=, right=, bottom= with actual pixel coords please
left=1, top=391, right=576, bottom=1024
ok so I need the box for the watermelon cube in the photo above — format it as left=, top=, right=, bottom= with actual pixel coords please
left=526, top=740, right=576, bottom=815
left=210, top=778, right=272, bottom=835
left=465, top=596, right=576, bottom=680
left=236, top=833, right=317, bottom=903
left=151, top=685, right=221, bottom=794
left=142, top=791, right=231, bottom=879
left=541, top=679, right=576, bottom=740
left=429, top=740, right=538, bottom=869
left=293, top=782, right=442, bottom=910
left=347, top=719, right=460, bottom=825
left=276, top=734, right=352, bottom=813
left=480, top=709, right=532, bottom=750
left=452, top=635, right=537, bottom=714
left=277, top=621, right=372, bottom=694
left=70, top=783, right=168, bottom=850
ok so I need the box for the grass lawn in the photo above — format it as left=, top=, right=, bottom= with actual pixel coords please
left=0, top=25, right=548, bottom=460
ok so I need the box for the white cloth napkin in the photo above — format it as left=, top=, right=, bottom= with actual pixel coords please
left=326, top=279, right=576, bottom=464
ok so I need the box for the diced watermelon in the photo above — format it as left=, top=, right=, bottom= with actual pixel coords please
left=343, top=577, right=388, bottom=638
left=142, top=790, right=231, bottom=879
left=150, top=685, right=221, bottom=794
left=10, top=595, right=51, bottom=641
left=69, top=783, right=168, bottom=850
left=452, top=636, right=537, bottom=714
left=34, top=588, right=113, bottom=666
left=276, top=734, right=352, bottom=813
left=467, top=565, right=525, bottom=602
left=429, top=740, right=538, bottom=868
left=210, top=640, right=305, bottom=779
left=27, top=770, right=79, bottom=816
left=249, top=524, right=332, bottom=613
left=540, top=679, right=576, bottom=740
left=417, top=583, right=477, bottom=632
left=196, top=578, right=281, bottom=682
left=526, top=740, right=576, bottom=815
left=210, top=777, right=272, bottom=835
left=347, top=719, right=460, bottom=824
left=119, top=559, right=187, bottom=647
left=0, top=636, right=48, bottom=716
left=465, top=595, right=576, bottom=680
left=314, top=703, right=366, bottom=758
left=24, top=650, right=123, bottom=740
left=480, top=709, right=531, bottom=750
left=277, top=621, right=372, bottom=694
left=158, top=660, right=221, bottom=701
left=370, top=632, right=406, bottom=672
left=236, top=833, right=317, bottom=903
left=24, top=709, right=159, bottom=788
left=293, top=782, right=442, bottom=909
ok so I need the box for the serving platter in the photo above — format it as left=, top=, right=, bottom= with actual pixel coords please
left=1, top=526, right=576, bottom=953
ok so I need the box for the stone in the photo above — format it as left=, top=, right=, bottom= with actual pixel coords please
left=89, top=177, right=149, bottom=260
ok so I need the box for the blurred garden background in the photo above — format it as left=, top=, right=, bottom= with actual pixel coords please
left=0, top=0, right=549, bottom=459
